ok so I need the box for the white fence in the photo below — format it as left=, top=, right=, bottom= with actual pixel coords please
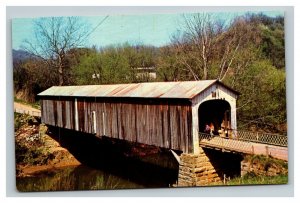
left=198, top=132, right=288, bottom=160
left=236, top=131, right=287, bottom=147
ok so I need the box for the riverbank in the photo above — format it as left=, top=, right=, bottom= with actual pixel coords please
left=14, top=112, right=169, bottom=178
left=15, top=113, right=81, bottom=177
left=15, top=113, right=179, bottom=191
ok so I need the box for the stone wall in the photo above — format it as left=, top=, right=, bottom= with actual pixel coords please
left=177, top=147, right=243, bottom=187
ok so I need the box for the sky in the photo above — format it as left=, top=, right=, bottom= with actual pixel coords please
left=12, top=10, right=284, bottom=50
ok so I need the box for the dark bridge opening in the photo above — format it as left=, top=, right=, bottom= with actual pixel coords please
left=203, top=148, right=243, bottom=179
left=198, top=100, right=231, bottom=135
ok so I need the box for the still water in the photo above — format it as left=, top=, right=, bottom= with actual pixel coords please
left=16, top=153, right=179, bottom=192
left=17, top=165, right=145, bottom=191
left=16, top=128, right=179, bottom=192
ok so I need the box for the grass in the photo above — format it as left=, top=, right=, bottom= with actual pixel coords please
left=225, top=173, right=288, bottom=185
left=210, top=173, right=288, bottom=186
left=209, top=154, right=288, bottom=186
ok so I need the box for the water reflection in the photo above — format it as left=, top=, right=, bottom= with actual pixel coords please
left=16, top=165, right=144, bottom=192
left=16, top=127, right=180, bottom=192
left=17, top=153, right=178, bottom=192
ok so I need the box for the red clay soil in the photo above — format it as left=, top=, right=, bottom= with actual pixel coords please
left=15, top=120, right=81, bottom=177
left=20, top=160, right=81, bottom=176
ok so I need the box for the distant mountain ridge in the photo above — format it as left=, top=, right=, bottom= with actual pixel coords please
left=13, top=49, right=32, bottom=62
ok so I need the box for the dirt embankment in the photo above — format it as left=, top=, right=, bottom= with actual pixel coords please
left=241, top=154, right=288, bottom=177
left=14, top=102, right=41, bottom=112
left=15, top=113, right=81, bottom=177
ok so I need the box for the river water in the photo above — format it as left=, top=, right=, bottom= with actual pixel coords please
left=16, top=128, right=180, bottom=192
left=16, top=152, right=179, bottom=192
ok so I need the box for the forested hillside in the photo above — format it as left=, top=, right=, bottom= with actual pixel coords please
left=13, top=13, right=286, bottom=133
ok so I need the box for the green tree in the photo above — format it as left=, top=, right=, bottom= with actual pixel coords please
left=14, top=58, right=58, bottom=102
left=156, top=45, right=191, bottom=81
left=233, top=60, right=286, bottom=132
left=23, top=17, right=91, bottom=86
left=73, top=47, right=132, bottom=85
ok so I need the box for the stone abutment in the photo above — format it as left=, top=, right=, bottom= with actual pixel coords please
left=177, top=147, right=243, bottom=186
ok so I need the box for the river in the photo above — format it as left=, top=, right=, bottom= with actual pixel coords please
left=16, top=152, right=179, bottom=192
left=16, top=126, right=180, bottom=192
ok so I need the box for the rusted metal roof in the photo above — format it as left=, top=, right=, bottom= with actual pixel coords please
left=38, top=80, right=238, bottom=99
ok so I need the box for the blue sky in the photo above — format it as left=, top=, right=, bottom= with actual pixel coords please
left=12, top=10, right=284, bottom=50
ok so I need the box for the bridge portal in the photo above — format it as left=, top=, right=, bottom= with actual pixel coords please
left=198, top=100, right=231, bottom=136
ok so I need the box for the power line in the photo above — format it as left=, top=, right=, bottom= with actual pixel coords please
left=86, top=15, right=109, bottom=38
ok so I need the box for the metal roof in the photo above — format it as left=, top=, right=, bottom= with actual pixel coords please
left=38, top=80, right=238, bottom=99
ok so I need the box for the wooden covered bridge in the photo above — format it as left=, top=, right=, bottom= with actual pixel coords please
left=38, top=80, right=238, bottom=153
left=38, top=80, right=288, bottom=186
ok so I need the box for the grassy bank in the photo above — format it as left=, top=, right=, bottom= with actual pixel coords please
left=245, top=154, right=288, bottom=171
left=225, top=173, right=288, bottom=185
left=210, top=154, right=288, bottom=186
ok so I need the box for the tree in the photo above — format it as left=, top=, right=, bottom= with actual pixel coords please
left=239, top=13, right=285, bottom=69
left=72, top=47, right=132, bottom=85
left=233, top=60, right=286, bottom=132
left=167, top=13, right=286, bottom=132
left=13, top=58, right=58, bottom=102
left=120, top=44, right=157, bottom=82
left=23, top=17, right=91, bottom=86
left=219, top=15, right=286, bottom=132
left=172, top=13, right=242, bottom=81
left=156, top=45, right=189, bottom=81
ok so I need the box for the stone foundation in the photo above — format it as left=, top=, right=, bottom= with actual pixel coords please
left=177, top=147, right=243, bottom=187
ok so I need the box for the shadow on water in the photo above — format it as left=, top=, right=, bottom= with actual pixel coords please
left=17, top=165, right=146, bottom=192
left=17, top=126, right=180, bottom=192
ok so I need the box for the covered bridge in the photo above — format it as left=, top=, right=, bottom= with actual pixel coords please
left=38, top=80, right=239, bottom=154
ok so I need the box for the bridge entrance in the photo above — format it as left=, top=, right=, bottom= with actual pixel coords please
left=198, top=100, right=231, bottom=136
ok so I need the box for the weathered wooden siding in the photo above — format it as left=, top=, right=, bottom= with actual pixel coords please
left=41, top=98, right=76, bottom=130
left=41, top=97, right=193, bottom=153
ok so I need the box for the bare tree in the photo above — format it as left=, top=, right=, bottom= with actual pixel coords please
left=173, top=13, right=242, bottom=81
left=23, top=17, right=91, bottom=86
